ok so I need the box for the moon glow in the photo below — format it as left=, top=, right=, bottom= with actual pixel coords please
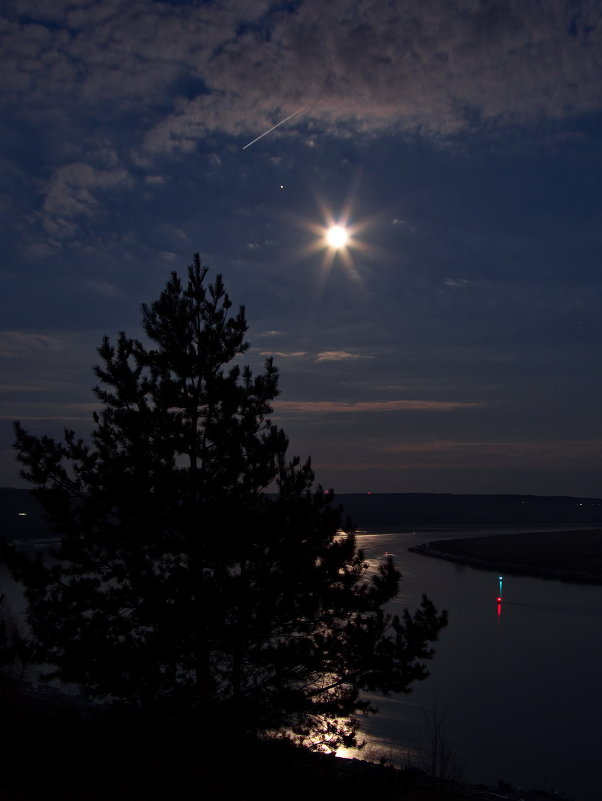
left=326, top=225, right=349, bottom=249
left=290, top=199, right=374, bottom=290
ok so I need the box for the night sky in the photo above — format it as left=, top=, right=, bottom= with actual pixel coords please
left=2, top=0, right=602, bottom=496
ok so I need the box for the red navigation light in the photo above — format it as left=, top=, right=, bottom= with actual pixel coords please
left=497, top=596, right=502, bottom=602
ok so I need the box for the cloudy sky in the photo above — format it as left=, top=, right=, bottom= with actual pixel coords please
left=2, top=0, right=602, bottom=495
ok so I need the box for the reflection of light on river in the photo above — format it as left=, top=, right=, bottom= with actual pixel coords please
left=336, top=733, right=414, bottom=765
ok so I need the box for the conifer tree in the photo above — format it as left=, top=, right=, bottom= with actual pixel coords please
left=3, top=255, right=446, bottom=749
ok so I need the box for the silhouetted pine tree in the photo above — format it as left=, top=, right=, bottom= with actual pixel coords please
left=3, top=255, right=446, bottom=749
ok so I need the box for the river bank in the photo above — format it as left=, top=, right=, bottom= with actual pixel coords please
left=0, top=674, right=576, bottom=801
left=408, top=528, right=602, bottom=584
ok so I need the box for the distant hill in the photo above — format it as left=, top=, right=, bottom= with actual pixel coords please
left=2, top=488, right=602, bottom=542
left=335, top=493, right=602, bottom=528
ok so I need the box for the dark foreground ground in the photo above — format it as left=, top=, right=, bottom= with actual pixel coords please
left=0, top=677, right=571, bottom=801
left=409, top=529, right=602, bottom=584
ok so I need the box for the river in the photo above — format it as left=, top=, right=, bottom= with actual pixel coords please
left=351, top=527, right=602, bottom=801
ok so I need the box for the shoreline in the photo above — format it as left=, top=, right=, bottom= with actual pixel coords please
left=409, top=528, right=602, bottom=585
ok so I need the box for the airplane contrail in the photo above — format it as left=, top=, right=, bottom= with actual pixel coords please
left=242, top=106, right=305, bottom=150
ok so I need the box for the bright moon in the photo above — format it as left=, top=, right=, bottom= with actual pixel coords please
left=326, top=225, right=348, bottom=249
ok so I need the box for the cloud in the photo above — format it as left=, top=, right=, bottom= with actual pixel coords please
left=444, top=278, right=471, bottom=288
left=1, top=380, right=77, bottom=394
left=0, top=0, right=259, bottom=112
left=274, top=399, right=480, bottom=415
left=315, top=351, right=372, bottom=362
left=41, top=162, right=132, bottom=237
left=4, top=1, right=601, bottom=149
left=0, top=402, right=98, bottom=423
left=0, top=331, right=65, bottom=357
left=139, top=0, right=602, bottom=155
left=383, top=439, right=602, bottom=463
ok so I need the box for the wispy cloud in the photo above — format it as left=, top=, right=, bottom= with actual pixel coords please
left=315, top=351, right=373, bottom=363
left=383, top=439, right=602, bottom=463
left=258, top=349, right=372, bottom=362
left=444, top=278, right=471, bottom=288
left=274, top=400, right=480, bottom=415
left=256, top=330, right=285, bottom=338
left=0, top=401, right=98, bottom=423
left=0, top=331, right=65, bottom=357
left=41, top=162, right=132, bottom=237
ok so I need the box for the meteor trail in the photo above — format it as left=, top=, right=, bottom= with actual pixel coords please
left=242, top=107, right=305, bottom=150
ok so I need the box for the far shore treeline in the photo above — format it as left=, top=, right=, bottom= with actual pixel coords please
left=3, top=487, right=602, bottom=543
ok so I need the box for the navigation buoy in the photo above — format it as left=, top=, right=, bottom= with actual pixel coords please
left=497, top=576, right=503, bottom=617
